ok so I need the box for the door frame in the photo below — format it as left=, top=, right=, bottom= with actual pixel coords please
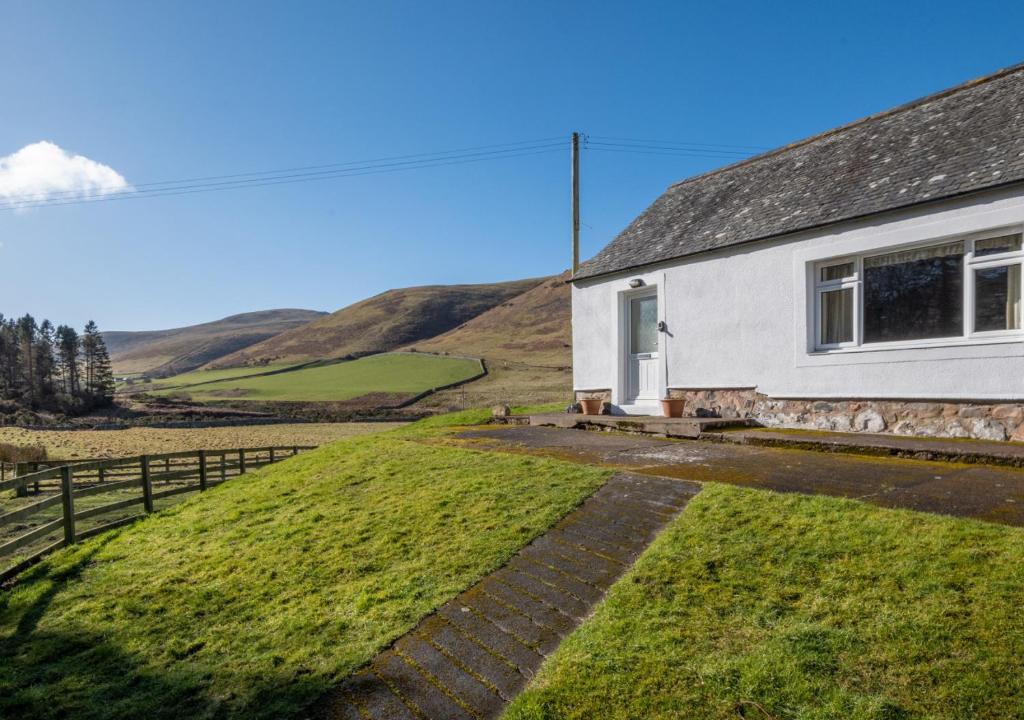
left=614, top=282, right=666, bottom=409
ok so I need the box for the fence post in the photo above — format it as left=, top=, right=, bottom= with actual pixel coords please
left=199, top=450, right=208, bottom=491
left=15, top=462, right=28, bottom=498
left=292, top=445, right=298, bottom=457
left=141, top=456, right=154, bottom=513
left=239, top=449, right=247, bottom=474
left=220, top=453, right=226, bottom=482
left=269, top=447, right=276, bottom=464
left=60, top=466, right=76, bottom=545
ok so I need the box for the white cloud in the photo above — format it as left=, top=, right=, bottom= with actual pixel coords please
left=0, top=141, right=130, bottom=206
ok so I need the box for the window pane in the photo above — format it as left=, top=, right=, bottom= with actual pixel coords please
left=820, top=288, right=854, bottom=345
left=864, top=246, right=963, bottom=342
left=975, top=264, right=1022, bottom=332
left=820, top=261, right=855, bottom=282
left=630, top=296, right=658, bottom=354
left=975, top=233, right=1022, bottom=257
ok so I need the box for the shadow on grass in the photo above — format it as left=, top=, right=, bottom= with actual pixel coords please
left=3, top=536, right=116, bottom=640
left=2, top=625, right=333, bottom=719
left=3, top=577, right=331, bottom=719
left=1, top=536, right=330, bottom=719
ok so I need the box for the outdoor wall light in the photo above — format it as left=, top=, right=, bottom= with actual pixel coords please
left=628, top=278, right=645, bottom=288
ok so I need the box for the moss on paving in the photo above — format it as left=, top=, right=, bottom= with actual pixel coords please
left=0, top=420, right=608, bottom=720
left=504, top=483, right=1024, bottom=720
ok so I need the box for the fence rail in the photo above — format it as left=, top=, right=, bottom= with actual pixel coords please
left=0, top=445, right=316, bottom=584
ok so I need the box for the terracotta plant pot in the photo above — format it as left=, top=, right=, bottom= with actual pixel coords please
left=579, top=398, right=603, bottom=415
left=660, top=398, right=685, bottom=418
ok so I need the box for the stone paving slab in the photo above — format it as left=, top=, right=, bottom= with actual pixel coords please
left=306, top=473, right=698, bottom=719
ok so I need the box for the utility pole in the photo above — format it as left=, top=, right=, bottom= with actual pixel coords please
left=571, top=131, right=580, bottom=276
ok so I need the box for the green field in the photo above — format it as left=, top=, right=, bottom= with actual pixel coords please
left=152, top=353, right=481, bottom=402
left=0, top=421, right=607, bottom=719
left=504, top=483, right=1024, bottom=720
left=121, top=363, right=299, bottom=391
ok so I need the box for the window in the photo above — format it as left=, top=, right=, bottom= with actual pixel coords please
left=815, top=260, right=857, bottom=347
left=629, top=296, right=658, bottom=354
left=813, top=230, right=1024, bottom=350
left=863, top=241, right=964, bottom=343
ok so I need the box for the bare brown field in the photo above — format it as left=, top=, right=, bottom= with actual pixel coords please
left=0, top=422, right=399, bottom=459
left=416, top=363, right=572, bottom=411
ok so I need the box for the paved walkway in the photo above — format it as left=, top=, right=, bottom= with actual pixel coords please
left=307, top=473, right=699, bottom=720
left=459, top=425, right=1024, bottom=527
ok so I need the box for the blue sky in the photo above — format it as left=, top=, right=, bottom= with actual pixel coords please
left=2, top=0, right=1023, bottom=331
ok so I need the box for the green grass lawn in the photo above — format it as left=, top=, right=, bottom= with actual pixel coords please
left=152, top=353, right=481, bottom=402
left=0, top=424, right=608, bottom=720
left=504, top=483, right=1024, bottom=720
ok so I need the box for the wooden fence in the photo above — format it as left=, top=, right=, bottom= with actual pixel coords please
left=0, top=445, right=316, bottom=584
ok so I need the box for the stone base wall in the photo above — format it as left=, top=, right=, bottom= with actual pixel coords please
left=574, top=389, right=612, bottom=404
left=667, top=387, right=1024, bottom=442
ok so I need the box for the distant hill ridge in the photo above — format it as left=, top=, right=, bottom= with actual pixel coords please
left=207, top=277, right=547, bottom=368
left=105, top=309, right=327, bottom=377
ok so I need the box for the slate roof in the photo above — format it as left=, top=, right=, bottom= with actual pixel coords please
left=575, top=63, right=1024, bottom=280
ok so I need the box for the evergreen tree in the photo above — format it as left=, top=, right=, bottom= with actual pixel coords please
left=0, top=315, right=115, bottom=414
left=82, top=320, right=114, bottom=404
left=16, top=315, right=37, bottom=405
left=35, top=320, right=57, bottom=399
left=55, top=325, right=81, bottom=397
left=0, top=315, right=18, bottom=398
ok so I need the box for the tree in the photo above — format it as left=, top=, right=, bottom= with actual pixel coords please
left=82, top=320, right=114, bottom=405
left=16, top=315, right=38, bottom=405
left=55, top=325, right=81, bottom=397
left=0, top=315, right=19, bottom=399
left=0, top=315, right=115, bottom=415
left=35, top=319, right=57, bottom=398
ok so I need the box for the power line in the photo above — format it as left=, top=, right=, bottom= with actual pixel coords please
left=585, top=146, right=755, bottom=162
left=16, top=135, right=568, bottom=202
left=586, top=141, right=752, bottom=158
left=587, top=134, right=769, bottom=152
left=0, top=141, right=564, bottom=211
left=0, top=133, right=773, bottom=212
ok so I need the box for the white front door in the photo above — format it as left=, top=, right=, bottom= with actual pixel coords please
left=626, top=294, right=659, bottom=402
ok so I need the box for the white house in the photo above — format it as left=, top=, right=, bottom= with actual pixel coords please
left=571, top=63, right=1024, bottom=441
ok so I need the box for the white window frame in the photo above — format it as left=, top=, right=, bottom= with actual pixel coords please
left=812, top=227, right=1024, bottom=353
left=813, top=257, right=860, bottom=349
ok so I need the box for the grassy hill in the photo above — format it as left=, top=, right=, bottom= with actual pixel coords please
left=407, top=271, right=573, bottom=409
left=407, top=270, right=570, bottom=367
left=155, top=352, right=481, bottom=403
left=207, top=278, right=546, bottom=369
left=105, top=309, right=326, bottom=377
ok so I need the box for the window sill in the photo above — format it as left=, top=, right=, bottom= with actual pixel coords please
left=810, top=333, right=1024, bottom=356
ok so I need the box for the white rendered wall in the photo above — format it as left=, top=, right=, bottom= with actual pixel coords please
left=572, top=186, right=1024, bottom=407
